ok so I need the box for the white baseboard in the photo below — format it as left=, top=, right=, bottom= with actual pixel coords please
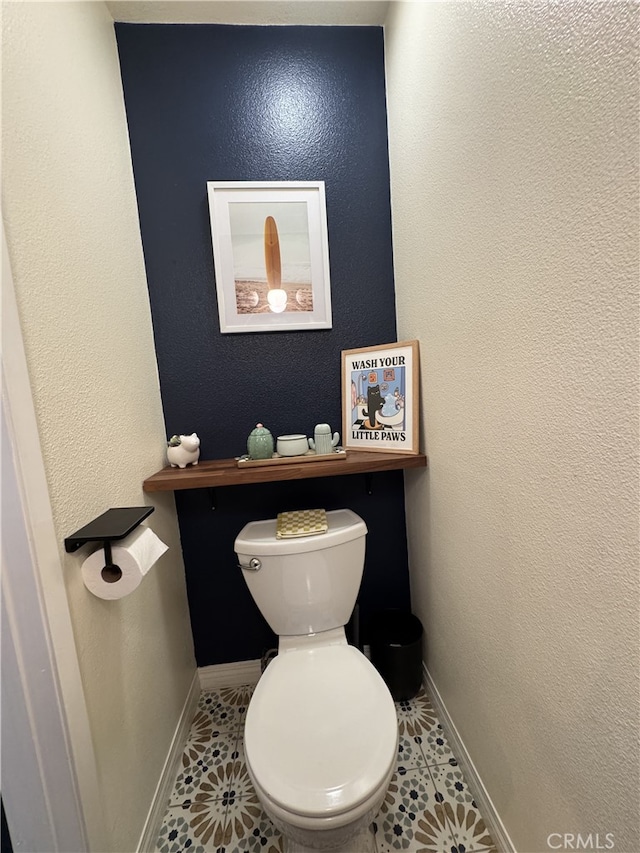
left=422, top=664, right=516, bottom=853
left=198, top=658, right=262, bottom=690
left=137, top=670, right=200, bottom=853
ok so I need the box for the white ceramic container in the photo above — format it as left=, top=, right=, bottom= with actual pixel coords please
left=276, top=434, right=308, bottom=456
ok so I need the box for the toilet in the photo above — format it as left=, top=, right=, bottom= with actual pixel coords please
left=234, top=509, right=398, bottom=853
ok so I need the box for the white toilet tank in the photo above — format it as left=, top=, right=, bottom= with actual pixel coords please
left=234, top=509, right=367, bottom=637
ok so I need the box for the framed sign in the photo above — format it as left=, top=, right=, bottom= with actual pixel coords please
left=207, top=181, right=332, bottom=334
left=342, top=340, right=420, bottom=454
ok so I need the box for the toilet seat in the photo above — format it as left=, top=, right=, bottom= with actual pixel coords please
left=244, top=643, right=397, bottom=820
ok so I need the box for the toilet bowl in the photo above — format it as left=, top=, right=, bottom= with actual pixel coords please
left=234, top=510, right=399, bottom=852
left=245, top=633, right=397, bottom=851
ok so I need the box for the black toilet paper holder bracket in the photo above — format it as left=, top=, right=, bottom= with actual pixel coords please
left=64, top=507, right=155, bottom=576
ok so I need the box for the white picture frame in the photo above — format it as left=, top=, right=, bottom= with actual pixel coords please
left=206, top=181, right=332, bottom=334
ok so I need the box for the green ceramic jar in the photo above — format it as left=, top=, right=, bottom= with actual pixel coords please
left=247, top=423, right=274, bottom=460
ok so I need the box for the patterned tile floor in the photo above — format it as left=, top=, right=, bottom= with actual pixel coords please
left=156, top=682, right=497, bottom=853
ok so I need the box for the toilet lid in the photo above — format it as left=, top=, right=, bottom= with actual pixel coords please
left=244, top=644, right=398, bottom=818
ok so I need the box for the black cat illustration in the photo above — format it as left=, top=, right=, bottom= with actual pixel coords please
left=364, top=385, right=384, bottom=428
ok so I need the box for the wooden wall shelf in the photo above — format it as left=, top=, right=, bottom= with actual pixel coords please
left=143, top=450, right=427, bottom=492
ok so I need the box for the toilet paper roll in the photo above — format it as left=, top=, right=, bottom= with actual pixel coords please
left=81, top=525, right=168, bottom=600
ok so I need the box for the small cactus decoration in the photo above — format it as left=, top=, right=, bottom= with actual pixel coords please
left=247, top=423, right=274, bottom=460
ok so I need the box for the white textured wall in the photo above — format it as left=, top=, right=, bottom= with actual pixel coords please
left=2, top=3, right=196, bottom=850
left=106, top=0, right=389, bottom=24
left=385, top=2, right=639, bottom=851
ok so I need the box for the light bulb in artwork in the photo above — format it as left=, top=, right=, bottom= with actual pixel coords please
left=267, top=288, right=287, bottom=313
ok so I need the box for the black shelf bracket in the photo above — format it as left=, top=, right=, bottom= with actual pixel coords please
left=65, top=507, right=154, bottom=578
left=365, top=473, right=374, bottom=495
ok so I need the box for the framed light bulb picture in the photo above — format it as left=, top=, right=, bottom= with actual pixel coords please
left=206, top=181, right=332, bottom=333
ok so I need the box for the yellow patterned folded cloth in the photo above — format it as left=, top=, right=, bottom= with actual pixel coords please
left=276, top=509, right=328, bottom=539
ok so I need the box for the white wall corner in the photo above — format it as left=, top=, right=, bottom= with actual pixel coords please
left=137, top=670, right=200, bottom=853
left=423, top=665, right=517, bottom=853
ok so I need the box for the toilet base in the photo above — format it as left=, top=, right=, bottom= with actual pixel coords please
left=247, top=740, right=394, bottom=852
left=282, top=822, right=375, bottom=853
left=262, top=793, right=382, bottom=853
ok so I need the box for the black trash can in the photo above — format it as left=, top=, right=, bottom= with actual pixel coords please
left=369, top=610, right=423, bottom=701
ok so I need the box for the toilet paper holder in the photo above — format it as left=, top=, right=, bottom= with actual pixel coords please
left=65, top=507, right=154, bottom=579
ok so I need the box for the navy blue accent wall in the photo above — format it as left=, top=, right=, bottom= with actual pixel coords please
left=2, top=799, right=13, bottom=853
left=115, top=24, right=411, bottom=665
